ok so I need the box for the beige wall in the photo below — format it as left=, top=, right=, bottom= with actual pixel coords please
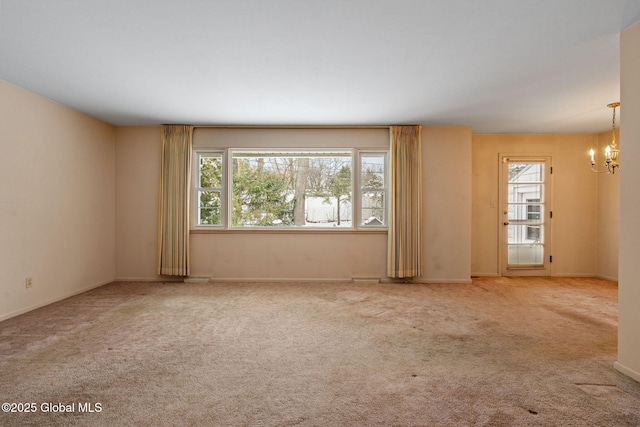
left=423, top=126, right=472, bottom=283
left=115, top=126, right=162, bottom=280
left=595, top=130, right=620, bottom=281
left=0, top=80, right=115, bottom=321
left=115, top=125, right=473, bottom=283
left=472, top=134, right=599, bottom=277
left=190, top=231, right=387, bottom=281
left=616, top=20, right=640, bottom=382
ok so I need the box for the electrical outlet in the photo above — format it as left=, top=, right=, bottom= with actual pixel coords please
left=25, top=277, right=33, bottom=288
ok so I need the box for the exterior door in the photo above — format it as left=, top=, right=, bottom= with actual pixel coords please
left=500, top=156, right=551, bottom=276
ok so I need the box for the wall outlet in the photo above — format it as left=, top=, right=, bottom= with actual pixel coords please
left=25, top=277, right=33, bottom=288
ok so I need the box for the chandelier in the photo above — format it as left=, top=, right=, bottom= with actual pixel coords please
left=589, top=102, right=620, bottom=174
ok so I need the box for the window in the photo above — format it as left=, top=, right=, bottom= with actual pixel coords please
left=194, top=148, right=388, bottom=230
left=195, top=151, right=224, bottom=226
left=360, top=152, right=387, bottom=226
left=231, top=150, right=353, bottom=227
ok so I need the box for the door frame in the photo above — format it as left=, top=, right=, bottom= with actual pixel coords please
left=498, top=154, right=553, bottom=277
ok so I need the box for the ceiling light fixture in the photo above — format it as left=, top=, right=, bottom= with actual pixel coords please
left=589, top=102, right=620, bottom=174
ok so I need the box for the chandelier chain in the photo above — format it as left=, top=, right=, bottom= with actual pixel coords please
left=607, top=102, right=620, bottom=147
left=612, top=105, right=616, bottom=145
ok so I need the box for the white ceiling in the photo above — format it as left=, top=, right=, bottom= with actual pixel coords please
left=1, top=0, right=640, bottom=133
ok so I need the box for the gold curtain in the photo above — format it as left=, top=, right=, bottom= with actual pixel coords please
left=157, top=125, right=193, bottom=276
left=387, top=125, right=422, bottom=279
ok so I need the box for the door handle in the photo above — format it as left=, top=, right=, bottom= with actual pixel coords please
left=504, top=222, right=510, bottom=225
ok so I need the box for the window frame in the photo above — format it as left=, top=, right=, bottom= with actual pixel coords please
left=193, top=150, right=226, bottom=229
left=192, top=147, right=388, bottom=231
left=358, top=150, right=389, bottom=229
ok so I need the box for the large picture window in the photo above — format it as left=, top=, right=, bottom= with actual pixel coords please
left=232, top=150, right=352, bottom=227
left=194, top=148, right=388, bottom=230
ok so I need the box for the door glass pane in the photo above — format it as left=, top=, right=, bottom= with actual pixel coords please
left=508, top=183, right=543, bottom=203
left=508, top=163, right=543, bottom=182
left=507, top=224, right=544, bottom=244
left=506, top=162, right=546, bottom=268
left=508, top=244, right=544, bottom=265
left=507, top=205, right=544, bottom=225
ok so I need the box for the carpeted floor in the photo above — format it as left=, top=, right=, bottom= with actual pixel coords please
left=1, top=277, right=639, bottom=426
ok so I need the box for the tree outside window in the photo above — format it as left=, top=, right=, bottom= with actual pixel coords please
left=231, top=151, right=352, bottom=227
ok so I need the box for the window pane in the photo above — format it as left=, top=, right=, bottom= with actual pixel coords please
left=200, top=155, right=223, bottom=188
left=361, top=191, right=385, bottom=225
left=360, top=153, right=386, bottom=226
left=199, top=191, right=221, bottom=225
left=231, top=152, right=353, bottom=227
left=361, top=154, right=385, bottom=188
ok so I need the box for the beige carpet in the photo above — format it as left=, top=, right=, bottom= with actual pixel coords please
left=1, top=277, right=639, bottom=426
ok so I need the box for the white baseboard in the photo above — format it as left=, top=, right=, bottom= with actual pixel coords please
left=0, top=279, right=112, bottom=322
left=614, top=361, right=640, bottom=383
left=596, top=274, right=618, bottom=282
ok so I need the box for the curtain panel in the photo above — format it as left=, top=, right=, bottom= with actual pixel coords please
left=157, top=125, right=193, bottom=276
left=387, top=125, right=423, bottom=279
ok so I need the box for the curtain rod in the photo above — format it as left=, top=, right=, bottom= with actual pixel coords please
left=192, top=125, right=391, bottom=130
